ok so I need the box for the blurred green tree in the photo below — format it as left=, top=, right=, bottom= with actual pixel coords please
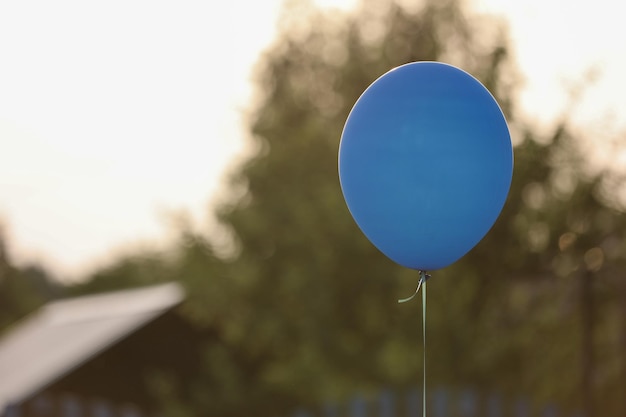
left=68, top=0, right=626, bottom=416
left=165, top=0, right=535, bottom=414
left=0, top=226, right=59, bottom=333
left=179, top=0, right=523, bottom=414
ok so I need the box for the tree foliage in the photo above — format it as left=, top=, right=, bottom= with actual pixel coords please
left=54, top=0, right=626, bottom=416
left=0, top=228, right=59, bottom=333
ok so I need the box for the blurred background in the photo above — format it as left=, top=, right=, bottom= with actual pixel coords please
left=2, top=0, right=626, bottom=416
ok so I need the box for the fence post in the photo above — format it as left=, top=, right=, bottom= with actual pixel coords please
left=378, top=390, right=394, bottom=417
left=323, top=401, right=340, bottom=417
left=515, top=399, right=530, bottom=417
left=406, top=388, right=421, bottom=417
left=350, top=395, right=367, bottom=417
left=32, top=395, right=53, bottom=416
left=486, top=394, right=501, bottom=417
left=541, top=404, right=558, bottom=417
left=61, top=395, right=81, bottom=417
left=120, top=404, right=143, bottom=417
left=432, top=389, right=447, bottom=417
left=458, top=390, right=477, bottom=417
left=4, top=404, right=20, bottom=417
left=293, top=409, right=313, bottom=417
left=91, top=400, right=114, bottom=417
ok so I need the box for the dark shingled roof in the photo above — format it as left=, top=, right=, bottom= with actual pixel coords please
left=0, top=282, right=184, bottom=409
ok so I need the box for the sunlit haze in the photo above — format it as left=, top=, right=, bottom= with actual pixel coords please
left=1, top=0, right=625, bottom=280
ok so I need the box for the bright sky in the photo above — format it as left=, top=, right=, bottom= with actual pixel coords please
left=1, top=0, right=625, bottom=280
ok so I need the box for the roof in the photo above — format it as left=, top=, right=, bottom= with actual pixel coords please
left=0, top=282, right=184, bottom=409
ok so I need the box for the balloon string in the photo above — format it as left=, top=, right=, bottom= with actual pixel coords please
left=397, top=279, right=422, bottom=303
left=398, top=270, right=430, bottom=304
left=422, top=276, right=427, bottom=417
left=398, top=270, right=429, bottom=417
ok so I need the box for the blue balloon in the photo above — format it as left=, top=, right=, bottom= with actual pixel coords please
left=339, top=62, right=513, bottom=271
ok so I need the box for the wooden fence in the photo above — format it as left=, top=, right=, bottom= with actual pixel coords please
left=293, top=388, right=581, bottom=417
left=2, top=388, right=583, bottom=417
left=2, top=395, right=150, bottom=417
